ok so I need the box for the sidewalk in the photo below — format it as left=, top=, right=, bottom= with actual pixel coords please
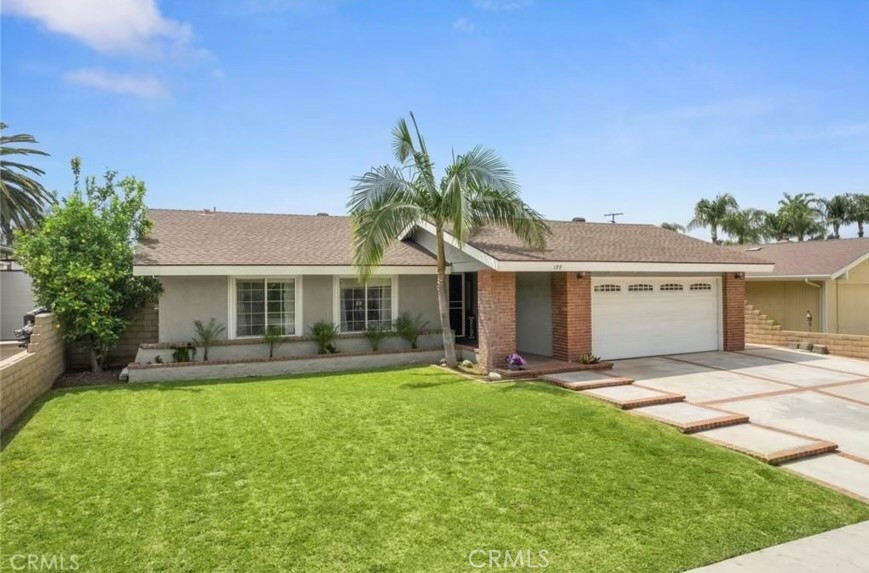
left=688, top=520, right=869, bottom=572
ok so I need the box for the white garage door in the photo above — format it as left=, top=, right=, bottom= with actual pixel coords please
left=592, top=277, right=721, bottom=360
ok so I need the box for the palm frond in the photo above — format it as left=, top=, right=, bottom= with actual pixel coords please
left=468, top=186, right=551, bottom=249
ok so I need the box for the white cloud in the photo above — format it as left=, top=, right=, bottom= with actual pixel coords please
left=2, top=0, right=192, bottom=56
left=64, top=68, right=168, bottom=99
left=474, top=0, right=534, bottom=11
left=452, top=17, right=475, bottom=33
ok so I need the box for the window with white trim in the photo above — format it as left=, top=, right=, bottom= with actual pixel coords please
left=689, top=283, right=713, bottom=291
left=235, top=279, right=296, bottom=337
left=339, top=278, right=393, bottom=332
left=660, top=283, right=684, bottom=291
left=594, top=284, right=622, bottom=293
left=627, top=283, right=654, bottom=292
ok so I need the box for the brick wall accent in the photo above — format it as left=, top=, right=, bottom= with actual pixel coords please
left=1, top=313, right=64, bottom=431
left=722, top=273, right=746, bottom=351
left=477, top=270, right=516, bottom=372
left=551, top=272, right=592, bottom=361
left=67, top=300, right=158, bottom=369
left=746, top=303, right=869, bottom=360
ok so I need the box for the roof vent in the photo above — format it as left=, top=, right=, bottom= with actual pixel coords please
left=316, top=212, right=329, bottom=216
left=201, top=207, right=216, bottom=215
left=572, top=217, right=586, bottom=222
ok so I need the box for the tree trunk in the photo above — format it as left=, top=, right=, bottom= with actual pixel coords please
left=435, top=227, right=458, bottom=367
left=89, top=346, right=102, bottom=374
left=833, top=223, right=840, bottom=239
left=858, top=220, right=864, bottom=238
left=710, top=225, right=718, bottom=245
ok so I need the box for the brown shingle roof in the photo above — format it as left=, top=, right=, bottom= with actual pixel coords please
left=462, top=221, right=772, bottom=265
left=135, top=209, right=437, bottom=266
left=726, top=239, right=869, bottom=277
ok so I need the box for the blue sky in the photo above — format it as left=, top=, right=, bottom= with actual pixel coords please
left=2, top=0, right=868, bottom=239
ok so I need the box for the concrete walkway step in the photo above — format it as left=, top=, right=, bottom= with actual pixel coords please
left=781, top=454, right=869, bottom=502
left=632, top=402, right=749, bottom=433
left=543, top=370, right=634, bottom=391
left=581, top=385, right=685, bottom=410
left=695, top=424, right=837, bottom=465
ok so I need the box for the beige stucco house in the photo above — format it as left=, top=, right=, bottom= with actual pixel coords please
left=133, top=209, right=771, bottom=373
left=729, top=239, right=869, bottom=335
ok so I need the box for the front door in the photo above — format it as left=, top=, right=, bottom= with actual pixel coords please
left=448, top=274, right=465, bottom=338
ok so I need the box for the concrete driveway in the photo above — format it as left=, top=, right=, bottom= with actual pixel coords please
left=604, top=346, right=869, bottom=501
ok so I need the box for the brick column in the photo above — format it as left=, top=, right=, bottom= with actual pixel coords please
left=722, top=273, right=746, bottom=351
left=477, top=270, right=516, bottom=372
left=551, top=272, right=592, bottom=361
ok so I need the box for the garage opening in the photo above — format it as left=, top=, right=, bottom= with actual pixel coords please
left=591, top=277, right=721, bottom=360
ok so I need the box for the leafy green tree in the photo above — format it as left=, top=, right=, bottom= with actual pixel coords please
left=815, top=194, right=852, bottom=239
left=722, top=207, right=766, bottom=244
left=778, top=192, right=824, bottom=241
left=14, top=159, right=161, bottom=372
left=687, top=194, right=738, bottom=244
left=349, top=113, right=550, bottom=367
left=1, top=123, right=54, bottom=243
left=660, top=222, right=684, bottom=232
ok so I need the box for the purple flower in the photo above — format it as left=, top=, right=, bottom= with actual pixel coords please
left=505, top=353, right=527, bottom=369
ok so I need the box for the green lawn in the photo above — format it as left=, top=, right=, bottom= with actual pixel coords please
left=2, top=367, right=867, bottom=573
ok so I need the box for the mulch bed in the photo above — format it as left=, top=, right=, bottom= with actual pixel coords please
left=54, top=368, right=124, bottom=388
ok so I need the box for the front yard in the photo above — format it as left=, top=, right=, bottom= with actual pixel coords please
left=2, top=367, right=867, bottom=572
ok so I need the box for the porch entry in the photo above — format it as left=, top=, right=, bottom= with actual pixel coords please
left=448, top=273, right=477, bottom=342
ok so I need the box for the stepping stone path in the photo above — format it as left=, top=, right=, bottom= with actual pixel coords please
left=543, top=370, right=842, bottom=467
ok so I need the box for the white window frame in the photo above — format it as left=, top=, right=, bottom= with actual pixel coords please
left=333, top=275, right=399, bottom=333
left=227, top=276, right=303, bottom=340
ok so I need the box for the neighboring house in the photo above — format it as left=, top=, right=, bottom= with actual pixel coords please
left=728, top=239, right=869, bottom=335
left=133, top=209, right=772, bottom=372
left=0, top=246, right=36, bottom=341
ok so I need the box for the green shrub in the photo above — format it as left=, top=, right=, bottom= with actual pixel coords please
left=364, top=324, right=392, bottom=352
left=579, top=353, right=600, bottom=365
left=192, top=318, right=226, bottom=361
left=262, top=325, right=286, bottom=358
left=394, top=312, right=429, bottom=349
left=309, top=321, right=339, bottom=354
left=171, top=344, right=196, bottom=363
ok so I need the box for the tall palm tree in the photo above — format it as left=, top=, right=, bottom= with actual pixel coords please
left=778, top=192, right=824, bottom=241
left=1, top=123, right=53, bottom=243
left=349, top=113, right=550, bottom=367
left=761, top=211, right=791, bottom=242
left=848, top=193, right=869, bottom=238
left=660, top=222, right=684, bottom=232
left=722, top=207, right=765, bottom=244
left=687, top=193, right=738, bottom=244
left=815, top=194, right=852, bottom=239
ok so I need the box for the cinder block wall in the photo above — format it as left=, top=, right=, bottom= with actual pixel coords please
left=0, top=313, right=64, bottom=430
left=746, top=303, right=869, bottom=360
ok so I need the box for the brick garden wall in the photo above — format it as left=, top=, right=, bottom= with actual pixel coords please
left=722, top=273, right=746, bottom=352
left=0, top=313, right=64, bottom=431
left=67, top=301, right=158, bottom=369
left=746, top=303, right=869, bottom=360
left=551, top=272, right=592, bottom=362
left=477, top=270, right=516, bottom=372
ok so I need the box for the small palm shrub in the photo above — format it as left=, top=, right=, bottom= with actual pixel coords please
left=192, top=318, right=226, bottom=361
left=394, top=312, right=429, bottom=349
left=262, top=325, right=285, bottom=358
left=309, top=321, right=339, bottom=354
left=364, top=324, right=392, bottom=352
left=579, top=353, right=600, bottom=365
left=171, top=343, right=196, bottom=363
